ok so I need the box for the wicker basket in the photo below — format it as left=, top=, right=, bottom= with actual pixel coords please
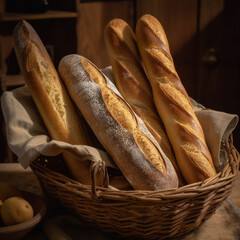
left=31, top=136, right=239, bottom=240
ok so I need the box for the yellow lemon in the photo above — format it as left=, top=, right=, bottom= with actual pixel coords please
left=0, top=182, right=23, bottom=202
left=1, top=197, right=34, bottom=226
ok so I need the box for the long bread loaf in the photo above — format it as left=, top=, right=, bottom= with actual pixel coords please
left=13, top=20, right=93, bottom=184
left=104, top=18, right=185, bottom=186
left=58, top=54, right=178, bottom=190
left=136, top=14, right=216, bottom=183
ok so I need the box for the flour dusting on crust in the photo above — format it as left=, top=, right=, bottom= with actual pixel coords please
left=58, top=54, right=178, bottom=190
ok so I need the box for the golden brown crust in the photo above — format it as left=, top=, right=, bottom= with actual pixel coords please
left=104, top=18, right=185, bottom=186
left=58, top=54, right=179, bottom=190
left=13, top=20, right=92, bottom=184
left=136, top=14, right=216, bottom=183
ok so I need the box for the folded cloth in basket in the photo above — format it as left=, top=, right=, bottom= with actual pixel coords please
left=0, top=83, right=116, bottom=170
left=1, top=67, right=239, bottom=173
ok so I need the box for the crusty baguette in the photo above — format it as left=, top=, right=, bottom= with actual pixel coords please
left=58, top=54, right=178, bottom=190
left=13, top=20, right=93, bottom=184
left=136, top=14, right=216, bottom=183
left=104, top=18, right=185, bottom=186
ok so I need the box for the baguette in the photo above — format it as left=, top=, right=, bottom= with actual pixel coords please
left=136, top=14, right=216, bottom=183
left=104, top=18, right=185, bottom=186
left=13, top=20, right=93, bottom=185
left=58, top=54, right=178, bottom=190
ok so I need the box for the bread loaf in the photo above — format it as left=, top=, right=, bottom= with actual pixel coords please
left=136, top=14, right=216, bottom=183
left=13, top=20, right=93, bottom=184
left=104, top=18, right=185, bottom=186
left=58, top=54, right=178, bottom=190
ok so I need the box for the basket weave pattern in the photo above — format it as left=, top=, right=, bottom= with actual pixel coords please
left=31, top=138, right=239, bottom=240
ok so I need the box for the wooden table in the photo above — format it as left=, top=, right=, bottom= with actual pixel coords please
left=0, top=163, right=239, bottom=240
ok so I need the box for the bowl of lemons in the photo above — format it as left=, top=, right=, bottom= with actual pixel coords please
left=0, top=182, right=47, bottom=240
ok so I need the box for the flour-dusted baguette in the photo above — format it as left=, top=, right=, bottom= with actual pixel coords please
left=13, top=20, right=93, bottom=185
left=58, top=54, right=178, bottom=190
left=104, top=18, right=185, bottom=186
left=136, top=14, right=216, bottom=183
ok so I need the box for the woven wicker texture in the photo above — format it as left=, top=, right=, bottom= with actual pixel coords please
left=31, top=137, right=239, bottom=240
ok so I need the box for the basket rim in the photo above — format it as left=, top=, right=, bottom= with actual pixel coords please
left=31, top=137, right=240, bottom=202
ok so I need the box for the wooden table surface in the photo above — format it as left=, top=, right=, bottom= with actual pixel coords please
left=0, top=163, right=239, bottom=240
